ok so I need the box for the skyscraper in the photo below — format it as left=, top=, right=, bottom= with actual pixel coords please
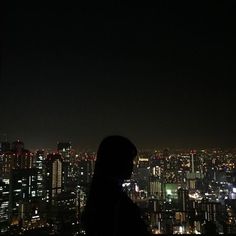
left=7, top=141, right=39, bottom=228
left=0, top=178, right=9, bottom=233
left=187, top=151, right=204, bottom=191
left=35, top=150, right=45, bottom=197
left=44, top=153, right=63, bottom=205
left=11, top=140, right=34, bottom=170
left=57, top=142, right=74, bottom=192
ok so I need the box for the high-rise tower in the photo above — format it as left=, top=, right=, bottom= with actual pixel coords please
left=44, top=153, right=63, bottom=205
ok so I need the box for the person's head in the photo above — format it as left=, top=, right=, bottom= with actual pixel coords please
left=94, top=135, right=137, bottom=181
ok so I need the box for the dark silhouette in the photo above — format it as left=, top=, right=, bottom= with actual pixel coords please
left=82, top=136, right=151, bottom=236
left=204, top=221, right=217, bottom=235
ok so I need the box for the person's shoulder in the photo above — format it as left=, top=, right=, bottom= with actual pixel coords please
left=116, top=193, right=151, bottom=236
left=119, top=192, right=139, bottom=211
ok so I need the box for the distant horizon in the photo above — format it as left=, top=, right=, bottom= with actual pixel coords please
left=1, top=135, right=235, bottom=152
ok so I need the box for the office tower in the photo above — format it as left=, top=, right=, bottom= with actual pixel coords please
left=0, top=151, right=11, bottom=179
left=224, top=199, right=236, bottom=234
left=135, top=153, right=150, bottom=192
left=0, top=144, right=10, bottom=232
left=148, top=198, right=162, bottom=233
left=7, top=141, right=40, bottom=229
left=178, top=188, right=189, bottom=212
left=0, top=178, right=9, bottom=233
left=174, top=187, right=191, bottom=235
left=44, top=153, right=79, bottom=233
left=44, top=153, right=63, bottom=205
left=186, top=151, right=204, bottom=191
left=199, top=199, right=225, bottom=234
left=78, top=157, right=95, bottom=193
left=11, top=140, right=34, bottom=169
left=79, top=158, right=92, bottom=187
left=162, top=148, right=175, bottom=182
left=52, top=191, right=78, bottom=233
left=149, top=176, right=162, bottom=199
left=0, top=140, right=33, bottom=179
left=201, top=199, right=222, bottom=222
left=148, top=152, right=166, bottom=200
left=57, top=142, right=74, bottom=192
left=35, top=150, right=45, bottom=197
left=9, top=168, right=38, bottom=225
left=175, top=188, right=189, bottom=233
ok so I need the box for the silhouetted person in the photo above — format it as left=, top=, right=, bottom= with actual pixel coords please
left=82, top=136, right=150, bottom=236
left=204, top=221, right=217, bottom=235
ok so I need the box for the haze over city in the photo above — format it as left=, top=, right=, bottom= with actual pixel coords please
left=1, top=2, right=235, bottom=150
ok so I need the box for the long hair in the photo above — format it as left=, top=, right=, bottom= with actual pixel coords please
left=94, top=135, right=137, bottom=179
left=82, top=136, right=137, bottom=234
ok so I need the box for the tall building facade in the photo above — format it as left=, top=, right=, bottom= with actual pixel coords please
left=2, top=141, right=41, bottom=229
left=57, top=142, right=75, bottom=192
left=44, top=153, right=63, bottom=205
left=35, top=150, right=45, bottom=197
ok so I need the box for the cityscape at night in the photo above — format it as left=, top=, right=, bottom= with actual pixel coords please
left=1, top=2, right=235, bottom=235
left=1, top=140, right=236, bottom=234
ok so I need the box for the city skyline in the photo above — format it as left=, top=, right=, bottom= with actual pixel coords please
left=1, top=137, right=236, bottom=153
left=1, top=3, right=235, bottom=150
left=1, top=138, right=236, bottom=234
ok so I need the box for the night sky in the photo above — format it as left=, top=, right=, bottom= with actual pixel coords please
left=1, top=3, right=235, bottom=150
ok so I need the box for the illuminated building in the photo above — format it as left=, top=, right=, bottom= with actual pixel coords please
left=44, top=153, right=63, bottom=205
left=9, top=168, right=38, bottom=225
left=148, top=198, right=161, bottom=233
left=35, top=150, right=44, bottom=198
left=224, top=199, right=236, bottom=233
left=1, top=143, right=236, bottom=234
left=0, top=141, right=33, bottom=179
left=178, top=188, right=189, bottom=212
left=165, top=183, right=178, bottom=200
left=78, top=157, right=95, bottom=192
left=0, top=178, right=9, bottom=233
left=51, top=191, right=78, bottom=233
left=3, top=141, right=39, bottom=228
left=0, top=143, right=10, bottom=232
left=186, top=151, right=204, bottom=191
left=122, top=179, right=139, bottom=200
left=57, top=142, right=75, bottom=192
left=148, top=154, right=166, bottom=200
left=11, top=141, right=34, bottom=169
left=57, top=142, right=72, bottom=157
left=201, top=199, right=222, bottom=222
left=135, top=153, right=150, bottom=192
left=0, top=152, right=12, bottom=179
left=149, top=176, right=162, bottom=199
left=174, top=188, right=190, bottom=233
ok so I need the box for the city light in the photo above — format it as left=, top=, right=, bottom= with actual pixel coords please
left=0, top=140, right=236, bottom=234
